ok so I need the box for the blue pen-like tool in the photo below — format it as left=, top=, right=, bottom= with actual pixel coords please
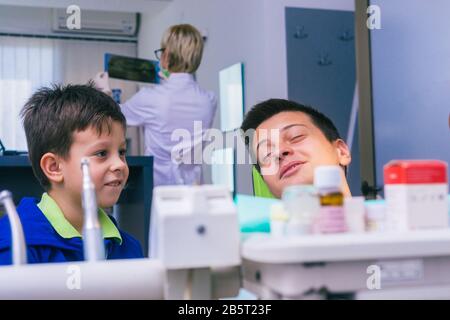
left=81, top=158, right=105, bottom=261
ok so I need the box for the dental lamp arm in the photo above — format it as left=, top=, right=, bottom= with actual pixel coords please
left=0, top=190, right=27, bottom=265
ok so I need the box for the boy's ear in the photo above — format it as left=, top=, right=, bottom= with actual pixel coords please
left=40, top=153, right=64, bottom=184
left=334, top=139, right=351, bottom=167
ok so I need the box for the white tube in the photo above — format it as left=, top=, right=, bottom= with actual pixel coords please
left=0, top=259, right=165, bottom=299
left=81, top=158, right=105, bottom=261
left=346, top=82, right=359, bottom=152
left=0, top=190, right=27, bottom=265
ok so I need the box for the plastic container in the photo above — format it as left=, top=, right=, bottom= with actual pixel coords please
left=269, top=203, right=289, bottom=237
left=282, top=185, right=319, bottom=235
left=365, top=199, right=387, bottom=233
left=344, top=196, right=366, bottom=233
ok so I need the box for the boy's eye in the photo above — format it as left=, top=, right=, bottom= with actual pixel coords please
left=95, top=150, right=107, bottom=157
left=119, top=149, right=127, bottom=156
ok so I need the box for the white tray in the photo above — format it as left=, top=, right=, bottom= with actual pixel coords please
left=242, top=230, right=450, bottom=263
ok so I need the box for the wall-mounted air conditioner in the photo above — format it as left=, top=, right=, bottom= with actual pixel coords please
left=52, top=9, right=138, bottom=37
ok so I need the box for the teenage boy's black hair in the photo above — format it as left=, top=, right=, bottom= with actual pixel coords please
left=21, top=82, right=126, bottom=190
left=240, top=98, right=342, bottom=171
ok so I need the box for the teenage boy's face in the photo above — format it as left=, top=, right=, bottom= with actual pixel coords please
left=60, top=121, right=129, bottom=208
left=253, top=111, right=350, bottom=198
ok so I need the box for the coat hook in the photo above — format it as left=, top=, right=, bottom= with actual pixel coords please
left=318, top=53, right=332, bottom=66
left=294, top=25, right=308, bottom=39
left=339, top=29, right=354, bottom=42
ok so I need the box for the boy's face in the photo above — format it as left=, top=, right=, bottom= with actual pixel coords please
left=253, top=111, right=350, bottom=198
left=60, top=121, right=129, bottom=208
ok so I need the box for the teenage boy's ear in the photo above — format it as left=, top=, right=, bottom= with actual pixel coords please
left=334, top=139, right=351, bottom=167
left=40, top=153, right=64, bottom=184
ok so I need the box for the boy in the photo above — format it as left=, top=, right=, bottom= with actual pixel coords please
left=241, top=99, right=352, bottom=198
left=0, top=83, right=143, bottom=265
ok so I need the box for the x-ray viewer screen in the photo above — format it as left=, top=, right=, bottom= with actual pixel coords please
left=219, top=63, right=244, bottom=132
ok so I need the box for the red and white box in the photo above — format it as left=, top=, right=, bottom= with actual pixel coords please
left=384, top=160, right=449, bottom=231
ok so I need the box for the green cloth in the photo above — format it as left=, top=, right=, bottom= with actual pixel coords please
left=252, top=166, right=276, bottom=198
left=37, top=193, right=122, bottom=244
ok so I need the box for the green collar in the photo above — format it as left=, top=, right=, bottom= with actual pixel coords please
left=37, top=193, right=122, bottom=244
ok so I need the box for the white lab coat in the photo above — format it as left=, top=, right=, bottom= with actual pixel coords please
left=121, top=73, right=217, bottom=187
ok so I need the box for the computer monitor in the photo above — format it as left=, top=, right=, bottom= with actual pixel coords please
left=0, top=139, right=27, bottom=156
left=211, top=147, right=236, bottom=198
left=219, top=63, right=245, bottom=132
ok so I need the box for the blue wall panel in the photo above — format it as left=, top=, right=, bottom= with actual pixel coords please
left=286, top=7, right=360, bottom=195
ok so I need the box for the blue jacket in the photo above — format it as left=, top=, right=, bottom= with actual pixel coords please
left=0, top=197, right=143, bottom=265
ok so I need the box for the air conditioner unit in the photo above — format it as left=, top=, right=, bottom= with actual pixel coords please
left=52, top=9, right=138, bottom=37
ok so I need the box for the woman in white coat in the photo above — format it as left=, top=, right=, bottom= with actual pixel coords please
left=96, top=24, right=217, bottom=187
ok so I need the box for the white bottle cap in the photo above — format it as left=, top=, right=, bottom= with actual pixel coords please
left=314, top=165, right=342, bottom=190
left=270, top=203, right=289, bottom=221
left=270, top=203, right=288, bottom=237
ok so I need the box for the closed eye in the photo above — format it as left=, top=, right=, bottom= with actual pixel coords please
left=290, top=135, right=305, bottom=142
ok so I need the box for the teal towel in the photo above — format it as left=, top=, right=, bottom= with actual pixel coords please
left=235, top=194, right=281, bottom=234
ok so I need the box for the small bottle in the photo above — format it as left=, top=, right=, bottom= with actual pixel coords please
left=365, top=199, right=387, bottom=233
left=282, top=185, right=320, bottom=235
left=269, top=203, right=289, bottom=237
left=313, top=166, right=347, bottom=234
left=344, top=196, right=366, bottom=233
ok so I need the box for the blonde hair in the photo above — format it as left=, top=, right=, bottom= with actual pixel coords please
left=161, top=24, right=204, bottom=74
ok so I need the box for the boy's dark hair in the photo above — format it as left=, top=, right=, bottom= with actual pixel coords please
left=21, top=82, right=126, bottom=190
left=240, top=98, right=342, bottom=171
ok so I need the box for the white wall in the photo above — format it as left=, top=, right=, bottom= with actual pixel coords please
left=138, top=0, right=354, bottom=194
left=138, top=0, right=267, bottom=114
left=139, top=0, right=354, bottom=110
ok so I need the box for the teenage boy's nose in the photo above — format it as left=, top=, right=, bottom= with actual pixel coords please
left=277, top=143, right=294, bottom=162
